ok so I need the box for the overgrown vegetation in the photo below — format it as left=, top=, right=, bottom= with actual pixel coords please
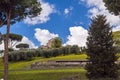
left=8, top=45, right=85, bottom=62
left=0, top=54, right=87, bottom=70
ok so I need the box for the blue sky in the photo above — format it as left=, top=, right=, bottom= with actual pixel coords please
left=0, top=0, right=120, bottom=49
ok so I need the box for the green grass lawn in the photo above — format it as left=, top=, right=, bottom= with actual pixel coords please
left=0, top=54, right=87, bottom=70
left=0, top=53, right=120, bottom=70
left=0, top=54, right=87, bottom=80
left=117, top=53, right=120, bottom=60
left=0, top=68, right=87, bottom=80
left=0, top=53, right=120, bottom=80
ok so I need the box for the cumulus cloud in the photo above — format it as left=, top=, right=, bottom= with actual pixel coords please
left=81, top=0, right=120, bottom=31
left=24, top=0, right=55, bottom=25
left=64, top=9, right=69, bottom=14
left=17, top=36, right=38, bottom=49
left=64, top=7, right=73, bottom=15
left=64, top=26, right=88, bottom=47
left=34, top=28, right=58, bottom=46
left=0, top=36, right=37, bottom=50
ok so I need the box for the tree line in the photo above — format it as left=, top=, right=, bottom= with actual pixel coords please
left=0, top=0, right=120, bottom=80
left=8, top=45, right=86, bottom=62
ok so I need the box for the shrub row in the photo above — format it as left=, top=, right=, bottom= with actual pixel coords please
left=8, top=45, right=85, bottom=62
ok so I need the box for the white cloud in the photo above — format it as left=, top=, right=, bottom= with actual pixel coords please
left=82, top=0, right=120, bottom=31
left=24, top=0, right=55, bottom=25
left=80, top=0, right=85, bottom=2
left=17, top=36, right=38, bottom=49
left=113, top=26, right=120, bottom=32
left=64, top=26, right=88, bottom=47
left=64, top=9, right=69, bottom=14
left=64, top=7, right=73, bottom=15
left=0, top=36, right=37, bottom=50
left=34, top=28, right=58, bottom=45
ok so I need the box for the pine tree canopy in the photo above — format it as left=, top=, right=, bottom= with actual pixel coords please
left=103, top=0, right=120, bottom=15
left=0, top=1, right=42, bottom=80
left=0, top=0, right=42, bottom=27
left=86, top=15, right=118, bottom=79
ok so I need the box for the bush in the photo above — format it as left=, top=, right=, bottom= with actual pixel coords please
left=8, top=45, right=82, bottom=62
left=71, top=45, right=80, bottom=54
left=52, top=48, right=60, bottom=57
left=8, top=51, right=33, bottom=62
left=41, top=50, right=51, bottom=58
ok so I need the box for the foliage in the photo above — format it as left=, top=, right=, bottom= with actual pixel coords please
left=0, top=1, right=42, bottom=79
left=71, top=45, right=80, bottom=54
left=8, top=45, right=82, bottom=62
left=8, top=48, right=14, bottom=52
left=41, top=50, right=51, bottom=58
left=4, top=33, right=23, bottom=48
left=0, top=54, right=87, bottom=70
left=80, top=47, right=86, bottom=53
left=86, top=15, right=118, bottom=79
left=0, top=0, right=42, bottom=26
left=16, top=43, right=29, bottom=49
left=103, top=0, right=120, bottom=15
left=51, top=37, right=62, bottom=48
left=7, top=33, right=22, bottom=41
left=61, top=45, right=71, bottom=55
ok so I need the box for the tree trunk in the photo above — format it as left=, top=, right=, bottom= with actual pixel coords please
left=4, top=12, right=11, bottom=80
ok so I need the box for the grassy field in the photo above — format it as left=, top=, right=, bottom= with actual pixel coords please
left=1, top=69, right=120, bottom=80
left=0, top=54, right=87, bottom=80
left=0, top=31, right=120, bottom=80
left=0, top=54, right=87, bottom=70
left=113, top=31, right=120, bottom=39
left=0, top=68, right=87, bottom=80
left=0, top=53, right=120, bottom=70
left=0, top=53, right=120, bottom=80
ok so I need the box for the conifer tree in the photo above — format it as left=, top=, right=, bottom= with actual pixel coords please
left=86, top=15, right=118, bottom=79
left=103, top=0, right=120, bottom=15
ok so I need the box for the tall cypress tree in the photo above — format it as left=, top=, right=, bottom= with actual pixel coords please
left=86, top=15, right=118, bottom=79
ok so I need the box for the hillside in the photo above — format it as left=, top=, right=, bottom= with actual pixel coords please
left=0, top=31, right=120, bottom=80
left=0, top=31, right=120, bottom=70
left=0, top=54, right=87, bottom=70
left=113, top=31, right=120, bottom=39
left=113, top=31, right=120, bottom=46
